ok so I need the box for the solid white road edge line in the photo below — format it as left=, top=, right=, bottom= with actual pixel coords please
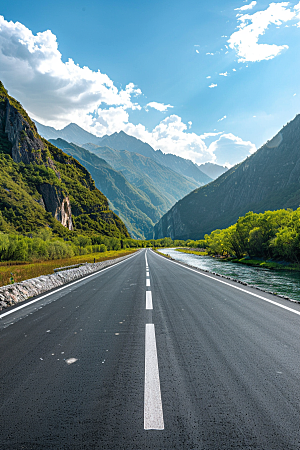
left=144, top=324, right=164, bottom=430
left=0, top=250, right=141, bottom=319
left=146, top=291, right=153, bottom=310
left=152, top=250, right=300, bottom=317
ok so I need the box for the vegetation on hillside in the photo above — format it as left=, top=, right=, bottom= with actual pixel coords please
left=82, top=143, right=199, bottom=219
left=0, top=81, right=129, bottom=239
left=154, top=113, right=300, bottom=240
left=189, top=209, right=300, bottom=264
left=50, top=139, right=160, bottom=239
left=0, top=229, right=180, bottom=263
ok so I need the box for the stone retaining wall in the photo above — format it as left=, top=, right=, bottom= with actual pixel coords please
left=0, top=253, right=135, bottom=311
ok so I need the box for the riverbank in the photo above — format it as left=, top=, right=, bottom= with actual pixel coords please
left=175, top=248, right=300, bottom=272
left=175, top=248, right=208, bottom=256
left=225, top=257, right=300, bottom=272
left=157, top=248, right=300, bottom=303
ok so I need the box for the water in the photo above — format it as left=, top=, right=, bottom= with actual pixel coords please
left=159, top=248, right=300, bottom=303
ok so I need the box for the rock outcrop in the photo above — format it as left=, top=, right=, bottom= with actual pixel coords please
left=0, top=87, right=74, bottom=230
left=37, top=184, right=73, bottom=230
left=3, top=98, right=45, bottom=165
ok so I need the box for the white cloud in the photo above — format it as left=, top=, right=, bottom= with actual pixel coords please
left=208, top=133, right=256, bottom=165
left=206, top=52, right=214, bottom=55
left=199, top=132, right=222, bottom=139
left=219, top=72, right=229, bottom=76
left=218, top=115, right=227, bottom=121
left=232, top=68, right=237, bottom=71
left=86, top=106, right=130, bottom=136
left=234, top=1, right=257, bottom=12
left=188, top=121, right=192, bottom=129
left=196, top=49, right=199, bottom=53
left=125, top=119, right=254, bottom=166
left=228, top=2, right=296, bottom=62
left=209, top=83, right=217, bottom=88
left=146, top=102, right=173, bottom=112
left=124, top=115, right=215, bottom=164
left=0, top=16, right=257, bottom=168
left=206, top=75, right=211, bottom=79
left=294, top=1, right=300, bottom=26
left=0, top=16, right=142, bottom=128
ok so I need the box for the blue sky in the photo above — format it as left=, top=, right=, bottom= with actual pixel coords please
left=0, top=0, right=300, bottom=166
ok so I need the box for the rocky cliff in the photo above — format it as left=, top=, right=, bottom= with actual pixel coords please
left=37, top=184, right=73, bottom=231
left=4, top=98, right=45, bottom=165
left=0, top=81, right=129, bottom=238
left=154, top=114, right=300, bottom=240
left=0, top=83, right=73, bottom=230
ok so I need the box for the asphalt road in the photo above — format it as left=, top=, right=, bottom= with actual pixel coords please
left=1, top=249, right=300, bottom=449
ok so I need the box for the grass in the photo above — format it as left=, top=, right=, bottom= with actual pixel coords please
left=175, top=248, right=208, bottom=256
left=229, top=257, right=300, bottom=271
left=153, top=249, right=172, bottom=259
left=0, top=248, right=138, bottom=287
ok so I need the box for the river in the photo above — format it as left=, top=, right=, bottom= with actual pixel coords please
left=159, top=248, right=300, bottom=303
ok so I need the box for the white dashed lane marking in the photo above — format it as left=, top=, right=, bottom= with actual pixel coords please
left=146, top=291, right=153, bottom=310
left=144, top=324, right=164, bottom=430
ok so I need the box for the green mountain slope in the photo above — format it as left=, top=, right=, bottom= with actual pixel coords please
left=97, top=131, right=212, bottom=185
left=82, top=143, right=199, bottom=213
left=35, top=122, right=212, bottom=185
left=154, top=114, right=300, bottom=240
left=50, top=138, right=160, bottom=239
left=0, top=82, right=129, bottom=238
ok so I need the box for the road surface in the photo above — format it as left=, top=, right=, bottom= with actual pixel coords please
left=1, top=249, right=300, bottom=449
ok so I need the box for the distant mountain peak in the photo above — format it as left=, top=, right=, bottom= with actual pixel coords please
left=64, top=122, right=84, bottom=130
left=36, top=121, right=212, bottom=185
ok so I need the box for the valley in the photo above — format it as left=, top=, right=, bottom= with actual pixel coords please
left=2, top=3, right=300, bottom=448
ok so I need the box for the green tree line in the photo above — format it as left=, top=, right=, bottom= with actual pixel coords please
left=198, top=209, right=300, bottom=263
left=0, top=230, right=185, bottom=262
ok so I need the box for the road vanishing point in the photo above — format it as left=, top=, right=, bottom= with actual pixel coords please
left=1, top=249, right=300, bottom=449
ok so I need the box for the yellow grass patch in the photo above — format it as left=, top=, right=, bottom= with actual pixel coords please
left=0, top=249, right=138, bottom=287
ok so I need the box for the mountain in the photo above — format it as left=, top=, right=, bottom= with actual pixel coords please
left=198, top=162, right=228, bottom=180
left=82, top=143, right=199, bottom=213
left=154, top=114, right=300, bottom=240
left=49, top=139, right=161, bottom=239
left=35, top=121, right=102, bottom=146
left=0, top=82, right=129, bottom=238
left=35, top=122, right=212, bottom=186
left=98, top=131, right=212, bottom=185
